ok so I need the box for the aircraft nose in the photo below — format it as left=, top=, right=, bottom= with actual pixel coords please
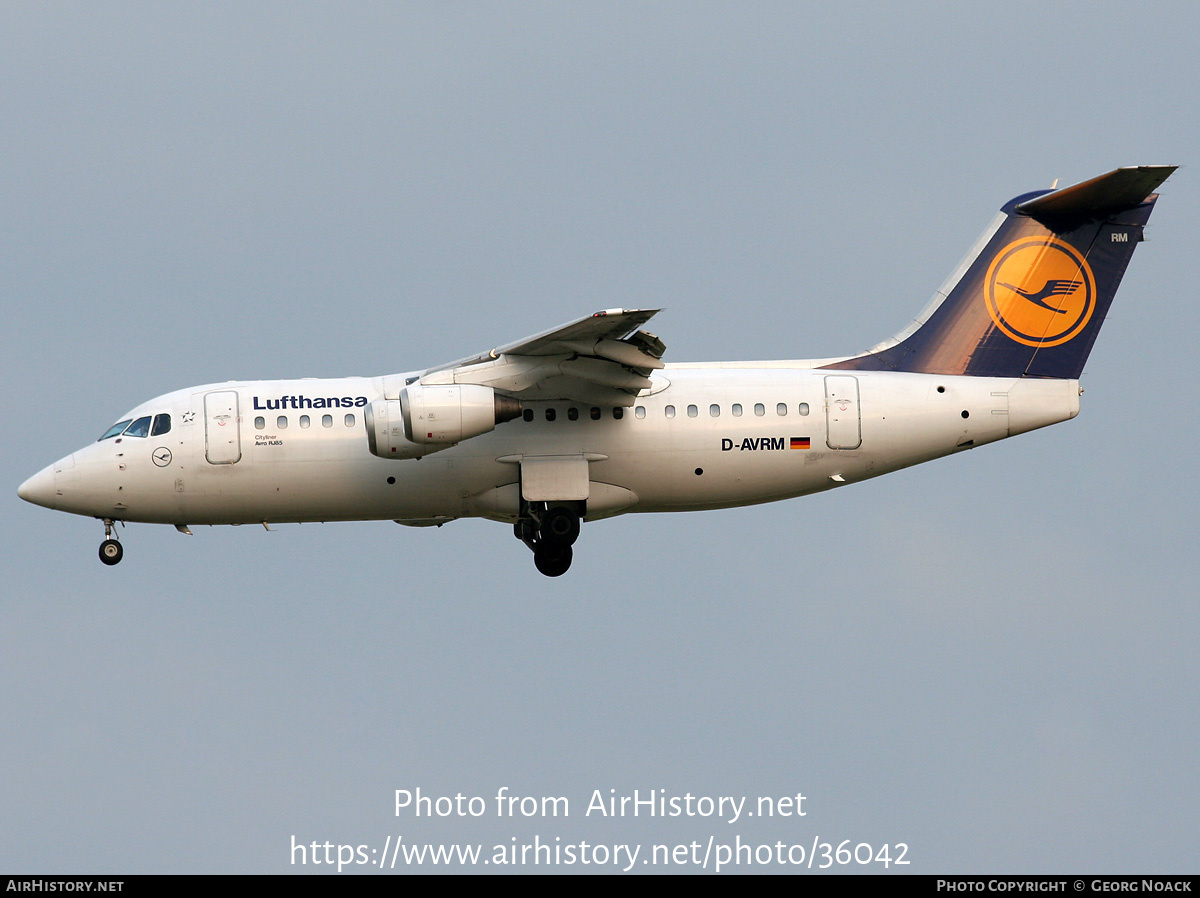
left=18, top=462, right=59, bottom=509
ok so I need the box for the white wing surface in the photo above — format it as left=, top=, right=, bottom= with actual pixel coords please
left=419, top=309, right=666, bottom=407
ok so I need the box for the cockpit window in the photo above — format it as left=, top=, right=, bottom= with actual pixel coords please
left=151, top=413, right=171, bottom=437
left=124, top=416, right=152, bottom=438
left=99, top=420, right=132, bottom=441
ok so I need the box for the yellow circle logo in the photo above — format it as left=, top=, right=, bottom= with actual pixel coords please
left=984, top=236, right=1096, bottom=347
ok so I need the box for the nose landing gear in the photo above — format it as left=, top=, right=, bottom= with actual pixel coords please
left=533, top=541, right=573, bottom=578
left=516, top=502, right=582, bottom=577
left=98, top=518, right=124, bottom=566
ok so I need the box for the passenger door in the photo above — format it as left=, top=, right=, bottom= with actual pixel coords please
left=204, top=390, right=242, bottom=464
left=824, top=376, right=862, bottom=450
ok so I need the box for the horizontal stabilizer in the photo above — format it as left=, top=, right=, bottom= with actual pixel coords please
left=1016, top=165, right=1176, bottom=225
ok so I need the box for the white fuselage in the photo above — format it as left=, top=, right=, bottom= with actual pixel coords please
left=26, top=364, right=1080, bottom=529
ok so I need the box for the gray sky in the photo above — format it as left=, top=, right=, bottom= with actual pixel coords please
left=3, top=2, right=1196, bottom=873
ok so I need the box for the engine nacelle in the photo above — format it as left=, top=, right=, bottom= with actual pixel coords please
left=365, top=398, right=425, bottom=459
left=365, top=385, right=522, bottom=459
left=403, top=384, right=522, bottom=444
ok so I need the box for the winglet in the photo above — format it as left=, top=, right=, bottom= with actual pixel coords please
left=1015, top=165, right=1177, bottom=225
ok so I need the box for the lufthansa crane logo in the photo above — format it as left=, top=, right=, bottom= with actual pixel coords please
left=984, top=236, right=1096, bottom=348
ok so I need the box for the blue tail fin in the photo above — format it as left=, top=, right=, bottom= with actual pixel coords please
left=822, top=166, right=1175, bottom=379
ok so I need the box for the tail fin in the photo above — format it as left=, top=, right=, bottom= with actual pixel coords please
left=822, top=166, right=1175, bottom=379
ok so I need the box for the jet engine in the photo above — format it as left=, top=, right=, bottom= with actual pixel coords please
left=365, top=384, right=522, bottom=459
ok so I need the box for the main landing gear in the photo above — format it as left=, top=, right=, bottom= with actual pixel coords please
left=98, top=518, right=123, bottom=566
left=516, top=503, right=582, bottom=577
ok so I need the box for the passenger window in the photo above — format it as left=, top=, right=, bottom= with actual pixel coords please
left=567, top=407, right=579, bottom=421
left=322, top=415, right=333, bottom=428
left=799, top=402, right=810, bottom=416
left=546, top=408, right=556, bottom=422
left=151, top=414, right=171, bottom=436
left=635, top=406, right=646, bottom=419
left=255, top=416, right=265, bottom=429
left=344, top=414, right=355, bottom=427
left=277, top=416, right=288, bottom=429
left=125, top=416, right=152, bottom=438
left=777, top=403, right=787, bottom=416
left=613, top=408, right=623, bottom=420
left=687, top=405, right=698, bottom=418
left=300, top=415, right=311, bottom=428
left=523, top=408, right=534, bottom=422
left=754, top=403, right=765, bottom=416
left=665, top=405, right=676, bottom=418
left=732, top=403, right=742, bottom=417
left=590, top=407, right=601, bottom=421
left=710, top=404, right=720, bottom=417
left=99, top=420, right=132, bottom=441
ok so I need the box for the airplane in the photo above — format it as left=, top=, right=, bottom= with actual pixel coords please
left=17, top=165, right=1174, bottom=576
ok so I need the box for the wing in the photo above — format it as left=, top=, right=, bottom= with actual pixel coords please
left=418, top=308, right=667, bottom=407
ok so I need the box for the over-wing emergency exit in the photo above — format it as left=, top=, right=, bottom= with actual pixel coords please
left=18, top=166, right=1174, bottom=576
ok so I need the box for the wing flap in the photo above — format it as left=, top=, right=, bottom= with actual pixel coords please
left=516, top=375, right=640, bottom=408
left=419, top=309, right=666, bottom=407
left=428, top=309, right=662, bottom=373
left=558, top=357, right=653, bottom=392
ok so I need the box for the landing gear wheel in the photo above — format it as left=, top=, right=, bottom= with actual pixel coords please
left=99, top=539, right=123, bottom=566
left=540, top=506, right=581, bottom=546
left=533, top=542, right=572, bottom=577
left=514, top=518, right=537, bottom=547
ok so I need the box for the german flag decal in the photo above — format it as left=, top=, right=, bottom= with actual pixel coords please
left=790, top=437, right=810, bottom=450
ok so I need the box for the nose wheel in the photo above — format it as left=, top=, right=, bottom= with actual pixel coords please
left=98, top=519, right=124, bottom=566
left=517, top=503, right=582, bottom=577
left=533, top=542, right=573, bottom=577
left=540, top=506, right=581, bottom=547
